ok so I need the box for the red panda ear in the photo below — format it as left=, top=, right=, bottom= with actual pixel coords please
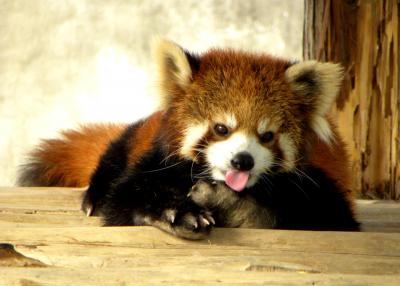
left=285, top=61, right=344, bottom=143
left=153, top=39, right=198, bottom=109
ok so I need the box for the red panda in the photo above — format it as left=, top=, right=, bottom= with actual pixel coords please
left=18, top=40, right=359, bottom=239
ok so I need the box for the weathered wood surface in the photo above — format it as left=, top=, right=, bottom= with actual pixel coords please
left=304, top=0, right=400, bottom=200
left=0, top=187, right=400, bottom=285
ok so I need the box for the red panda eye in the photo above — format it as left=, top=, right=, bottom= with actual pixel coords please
left=260, top=131, right=274, bottom=143
left=214, top=124, right=229, bottom=136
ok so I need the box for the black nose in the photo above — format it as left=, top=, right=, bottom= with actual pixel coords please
left=230, top=152, right=254, bottom=171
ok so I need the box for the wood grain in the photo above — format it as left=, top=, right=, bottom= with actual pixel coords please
left=1, top=187, right=400, bottom=285
left=304, top=0, right=400, bottom=200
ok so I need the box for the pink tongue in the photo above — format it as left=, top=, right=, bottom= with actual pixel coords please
left=225, top=170, right=250, bottom=192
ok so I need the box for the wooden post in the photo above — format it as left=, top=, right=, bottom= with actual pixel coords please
left=303, top=0, right=399, bottom=199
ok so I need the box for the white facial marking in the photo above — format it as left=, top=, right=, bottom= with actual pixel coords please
left=215, top=113, right=237, bottom=129
left=278, top=133, right=297, bottom=171
left=225, top=113, right=237, bottom=129
left=257, top=119, right=270, bottom=135
left=206, top=131, right=273, bottom=187
left=180, top=122, right=209, bottom=159
left=257, top=118, right=279, bottom=135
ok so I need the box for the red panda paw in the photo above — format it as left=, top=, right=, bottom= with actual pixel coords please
left=189, top=180, right=239, bottom=210
left=148, top=206, right=215, bottom=240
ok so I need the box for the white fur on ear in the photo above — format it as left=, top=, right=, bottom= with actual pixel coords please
left=286, top=61, right=343, bottom=143
left=152, top=39, right=193, bottom=108
left=310, top=115, right=333, bottom=143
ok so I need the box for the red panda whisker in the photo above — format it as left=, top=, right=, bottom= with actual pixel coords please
left=259, top=173, right=274, bottom=192
left=288, top=178, right=311, bottom=201
left=190, top=151, right=204, bottom=182
left=274, top=156, right=304, bottom=166
left=195, top=167, right=213, bottom=177
left=196, top=170, right=210, bottom=175
left=292, top=167, right=320, bottom=187
left=267, top=160, right=283, bottom=169
left=194, top=142, right=209, bottom=147
left=141, top=161, right=185, bottom=174
left=293, top=170, right=305, bottom=183
left=161, top=150, right=181, bottom=164
left=192, top=174, right=211, bottom=180
left=271, top=156, right=312, bottom=184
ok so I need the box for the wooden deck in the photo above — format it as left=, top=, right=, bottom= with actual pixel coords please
left=1, top=187, right=400, bottom=285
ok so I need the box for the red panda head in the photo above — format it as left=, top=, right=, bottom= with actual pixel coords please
left=154, top=40, right=343, bottom=191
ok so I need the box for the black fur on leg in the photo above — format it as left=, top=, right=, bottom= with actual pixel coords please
left=81, top=123, right=140, bottom=216
left=83, top=125, right=359, bottom=238
left=189, top=169, right=359, bottom=231
left=87, top=136, right=215, bottom=239
left=247, top=166, right=360, bottom=231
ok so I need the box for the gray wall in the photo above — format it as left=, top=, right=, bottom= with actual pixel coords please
left=0, top=0, right=303, bottom=186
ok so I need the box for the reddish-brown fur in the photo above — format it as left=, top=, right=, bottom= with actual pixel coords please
left=24, top=118, right=352, bottom=206
left=309, top=121, right=354, bottom=210
left=20, top=47, right=352, bottom=209
left=21, top=113, right=165, bottom=188
left=24, top=124, right=126, bottom=187
left=162, top=50, right=315, bottom=164
left=126, top=112, right=163, bottom=165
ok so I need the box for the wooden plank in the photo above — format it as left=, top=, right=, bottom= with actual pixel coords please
left=357, top=200, right=400, bottom=232
left=0, top=268, right=399, bottom=286
left=5, top=241, right=400, bottom=274
left=0, top=211, right=100, bottom=227
left=1, top=187, right=400, bottom=285
left=0, top=187, right=84, bottom=211
left=1, top=227, right=399, bottom=270
left=1, top=227, right=400, bottom=285
left=2, top=226, right=399, bottom=256
left=2, top=188, right=400, bottom=232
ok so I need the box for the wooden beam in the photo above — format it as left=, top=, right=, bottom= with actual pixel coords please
left=304, top=0, right=400, bottom=199
left=1, top=187, right=400, bottom=285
